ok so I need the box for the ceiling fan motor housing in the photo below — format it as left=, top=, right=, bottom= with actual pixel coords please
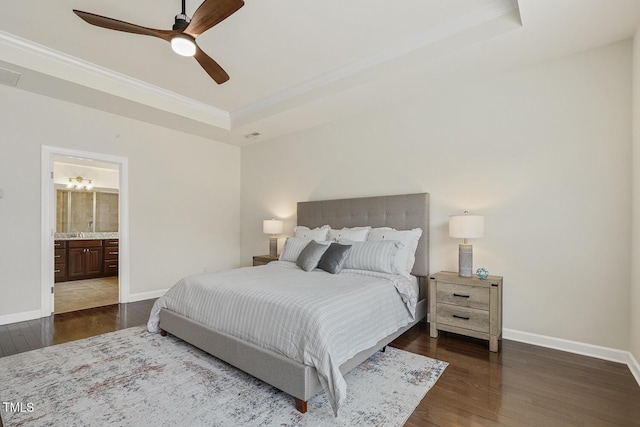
left=173, top=14, right=190, bottom=30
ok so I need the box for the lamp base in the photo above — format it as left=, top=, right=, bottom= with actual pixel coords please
left=269, top=237, right=278, bottom=258
left=458, top=243, right=473, bottom=277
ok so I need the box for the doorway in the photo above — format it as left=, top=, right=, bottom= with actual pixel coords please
left=53, top=157, right=120, bottom=313
left=41, top=146, right=129, bottom=317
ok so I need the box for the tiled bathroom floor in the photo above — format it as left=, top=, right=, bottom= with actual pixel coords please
left=54, top=277, right=119, bottom=314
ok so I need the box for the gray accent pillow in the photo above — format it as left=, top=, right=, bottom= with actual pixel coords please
left=318, top=243, right=352, bottom=274
left=296, top=240, right=330, bottom=272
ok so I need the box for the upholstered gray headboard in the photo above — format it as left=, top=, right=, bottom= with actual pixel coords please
left=297, top=193, right=429, bottom=277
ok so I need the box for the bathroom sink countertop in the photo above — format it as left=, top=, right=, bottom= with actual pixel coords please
left=54, top=232, right=119, bottom=241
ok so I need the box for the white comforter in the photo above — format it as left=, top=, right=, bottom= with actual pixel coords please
left=147, top=261, right=416, bottom=415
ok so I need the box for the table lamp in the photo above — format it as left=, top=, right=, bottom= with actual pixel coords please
left=449, top=211, right=484, bottom=277
left=263, top=219, right=283, bottom=258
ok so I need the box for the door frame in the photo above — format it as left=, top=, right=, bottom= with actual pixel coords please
left=41, top=145, right=130, bottom=316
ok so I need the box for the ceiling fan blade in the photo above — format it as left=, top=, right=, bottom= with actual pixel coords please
left=73, top=10, right=176, bottom=42
left=193, top=44, right=229, bottom=84
left=184, top=0, right=245, bottom=37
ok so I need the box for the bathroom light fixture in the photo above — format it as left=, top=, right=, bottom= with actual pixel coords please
left=66, top=176, right=94, bottom=191
left=263, top=219, right=283, bottom=258
left=449, top=211, right=484, bottom=277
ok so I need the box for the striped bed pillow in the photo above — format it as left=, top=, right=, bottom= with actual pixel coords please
left=279, top=237, right=312, bottom=262
left=340, top=239, right=401, bottom=274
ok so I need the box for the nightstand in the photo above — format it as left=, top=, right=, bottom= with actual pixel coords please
left=252, top=254, right=279, bottom=266
left=429, top=271, right=503, bottom=352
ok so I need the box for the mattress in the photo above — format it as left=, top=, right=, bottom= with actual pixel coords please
left=147, top=261, right=417, bottom=414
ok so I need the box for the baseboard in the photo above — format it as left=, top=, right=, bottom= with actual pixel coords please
left=629, top=352, right=640, bottom=386
left=0, top=309, right=42, bottom=326
left=504, top=328, right=640, bottom=386
left=503, top=328, right=629, bottom=363
left=126, top=289, right=168, bottom=303
left=0, top=291, right=166, bottom=326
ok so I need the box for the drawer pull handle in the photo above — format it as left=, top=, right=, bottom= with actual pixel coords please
left=453, top=293, right=470, bottom=298
left=453, top=314, right=470, bottom=320
left=108, top=264, right=117, bottom=268
left=54, top=269, right=61, bottom=273
left=54, top=255, right=61, bottom=258
left=109, top=252, right=118, bottom=255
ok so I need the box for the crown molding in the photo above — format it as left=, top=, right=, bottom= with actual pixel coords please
left=0, top=30, right=231, bottom=129
left=0, top=0, right=519, bottom=133
left=229, top=0, right=520, bottom=123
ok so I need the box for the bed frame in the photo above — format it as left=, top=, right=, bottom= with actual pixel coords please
left=159, top=192, right=430, bottom=413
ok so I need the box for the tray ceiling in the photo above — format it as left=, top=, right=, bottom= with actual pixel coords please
left=1, top=1, right=639, bottom=145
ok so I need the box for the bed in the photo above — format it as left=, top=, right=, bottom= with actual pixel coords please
left=147, top=193, right=430, bottom=415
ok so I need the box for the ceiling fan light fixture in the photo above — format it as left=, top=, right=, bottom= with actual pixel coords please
left=73, top=0, right=246, bottom=84
left=171, top=34, right=196, bottom=57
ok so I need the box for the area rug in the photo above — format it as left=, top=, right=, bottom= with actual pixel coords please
left=0, top=326, right=447, bottom=426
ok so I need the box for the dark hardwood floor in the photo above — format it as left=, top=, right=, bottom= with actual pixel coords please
left=392, top=325, right=640, bottom=426
left=0, top=299, right=155, bottom=357
left=1, top=302, right=639, bottom=426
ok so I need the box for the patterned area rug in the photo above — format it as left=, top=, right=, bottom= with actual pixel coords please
left=0, top=326, right=447, bottom=426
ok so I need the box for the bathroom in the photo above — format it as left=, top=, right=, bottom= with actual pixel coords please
left=53, top=156, right=120, bottom=313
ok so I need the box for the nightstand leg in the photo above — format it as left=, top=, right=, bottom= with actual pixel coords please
left=430, top=323, right=438, bottom=338
left=489, top=336, right=498, bottom=352
left=428, top=277, right=438, bottom=338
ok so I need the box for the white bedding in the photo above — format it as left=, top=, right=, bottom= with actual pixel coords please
left=147, top=261, right=416, bottom=415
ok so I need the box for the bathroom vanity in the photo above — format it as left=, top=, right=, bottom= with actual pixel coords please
left=54, top=234, right=118, bottom=282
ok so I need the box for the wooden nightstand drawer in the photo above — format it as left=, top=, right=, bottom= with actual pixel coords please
left=437, top=282, right=489, bottom=310
left=436, top=303, right=490, bottom=334
left=429, top=271, right=503, bottom=352
left=253, top=255, right=278, bottom=266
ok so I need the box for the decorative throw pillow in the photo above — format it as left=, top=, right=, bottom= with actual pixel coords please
left=318, top=243, right=352, bottom=274
left=368, top=227, right=422, bottom=277
left=294, top=225, right=330, bottom=241
left=279, top=237, right=311, bottom=262
left=296, top=240, right=330, bottom=272
left=327, top=226, right=371, bottom=242
left=340, top=239, right=401, bottom=274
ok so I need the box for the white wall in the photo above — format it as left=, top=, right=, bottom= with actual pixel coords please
left=631, top=28, right=640, bottom=371
left=241, top=40, right=633, bottom=351
left=0, top=86, right=241, bottom=320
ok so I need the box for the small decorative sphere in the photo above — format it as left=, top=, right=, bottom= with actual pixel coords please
left=476, top=268, right=489, bottom=280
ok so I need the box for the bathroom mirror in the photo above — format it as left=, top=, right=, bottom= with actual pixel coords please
left=56, top=190, right=119, bottom=233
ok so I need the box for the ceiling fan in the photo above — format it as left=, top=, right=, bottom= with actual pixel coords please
left=73, top=0, right=245, bottom=84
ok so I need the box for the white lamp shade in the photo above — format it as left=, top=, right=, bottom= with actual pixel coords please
left=263, top=219, right=283, bottom=235
left=449, top=215, right=484, bottom=239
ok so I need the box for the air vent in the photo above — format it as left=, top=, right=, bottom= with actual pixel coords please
left=244, top=132, right=262, bottom=140
left=0, top=67, right=21, bottom=87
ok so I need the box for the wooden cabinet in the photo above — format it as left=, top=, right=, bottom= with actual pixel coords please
left=55, top=238, right=119, bottom=282
left=54, top=240, right=67, bottom=282
left=68, top=240, right=103, bottom=279
left=103, top=239, right=119, bottom=277
left=253, top=254, right=279, bottom=266
left=429, top=271, right=503, bottom=352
